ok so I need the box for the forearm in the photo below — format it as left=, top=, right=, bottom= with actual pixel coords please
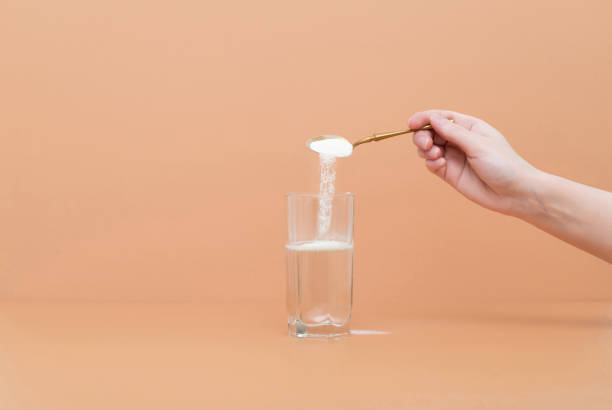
left=514, top=171, right=612, bottom=263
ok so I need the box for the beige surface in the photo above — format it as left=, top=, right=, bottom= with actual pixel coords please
left=2, top=301, right=612, bottom=409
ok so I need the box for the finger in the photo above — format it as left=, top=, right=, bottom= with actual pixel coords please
left=408, top=109, right=479, bottom=131
left=430, top=114, right=478, bottom=155
left=425, top=157, right=446, bottom=178
left=420, top=145, right=444, bottom=160
left=417, top=148, right=426, bottom=159
left=433, top=133, right=446, bottom=145
left=412, top=130, right=433, bottom=150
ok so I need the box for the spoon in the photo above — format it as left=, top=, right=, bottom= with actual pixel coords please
left=306, top=121, right=454, bottom=157
left=351, top=120, right=454, bottom=149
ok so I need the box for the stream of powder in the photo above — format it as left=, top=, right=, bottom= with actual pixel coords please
left=317, top=154, right=337, bottom=238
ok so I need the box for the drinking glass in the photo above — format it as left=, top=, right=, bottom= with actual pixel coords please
left=285, top=193, right=354, bottom=338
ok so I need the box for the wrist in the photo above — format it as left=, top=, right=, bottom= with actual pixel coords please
left=508, top=168, right=553, bottom=221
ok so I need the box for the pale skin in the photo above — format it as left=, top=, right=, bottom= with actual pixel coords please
left=408, top=109, right=612, bottom=263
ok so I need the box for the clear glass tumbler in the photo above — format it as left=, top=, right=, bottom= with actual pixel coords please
left=285, top=193, right=354, bottom=338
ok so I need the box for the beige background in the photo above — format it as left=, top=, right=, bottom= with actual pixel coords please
left=1, top=0, right=611, bottom=309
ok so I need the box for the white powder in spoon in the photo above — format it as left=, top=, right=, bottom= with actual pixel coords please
left=309, top=137, right=353, bottom=158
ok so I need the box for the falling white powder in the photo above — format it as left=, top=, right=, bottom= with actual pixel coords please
left=306, top=135, right=353, bottom=240
left=317, top=154, right=336, bottom=238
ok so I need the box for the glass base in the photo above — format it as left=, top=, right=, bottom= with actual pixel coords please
left=288, top=320, right=350, bottom=338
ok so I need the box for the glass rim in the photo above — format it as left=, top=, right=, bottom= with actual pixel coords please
left=285, top=192, right=354, bottom=198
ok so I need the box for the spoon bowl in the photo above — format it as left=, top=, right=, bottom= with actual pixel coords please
left=306, top=135, right=353, bottom=158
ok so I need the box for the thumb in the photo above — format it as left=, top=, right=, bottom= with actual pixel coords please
left=430, top=114, right=478, bottom=156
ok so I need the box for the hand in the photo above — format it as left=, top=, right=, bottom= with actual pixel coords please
left=408, top=109, right=539, bottom=216
left=409, top=109, right=612, bottom=262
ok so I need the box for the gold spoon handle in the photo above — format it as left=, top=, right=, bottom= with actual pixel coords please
left=353, top=120, right=453, bottom=148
